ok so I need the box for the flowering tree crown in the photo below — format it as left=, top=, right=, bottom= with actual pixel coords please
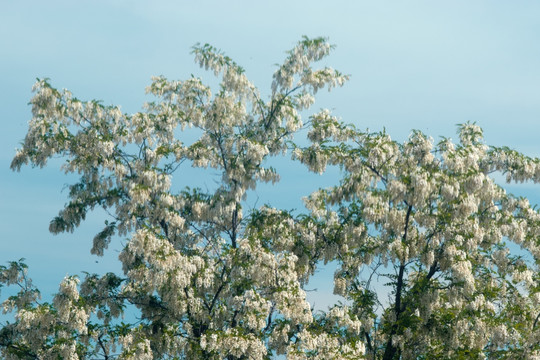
left=2, top=37, right=539, bottom=359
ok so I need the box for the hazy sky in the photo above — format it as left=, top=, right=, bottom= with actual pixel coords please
left=2, top=0, right=540, bottom=308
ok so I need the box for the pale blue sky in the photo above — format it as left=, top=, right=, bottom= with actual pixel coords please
left=2, top=0, right=540, bottom=308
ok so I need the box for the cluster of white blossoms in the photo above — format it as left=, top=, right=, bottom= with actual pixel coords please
left=4, top=37, right=540, bottom=359
left=1, top=275, right=92, bottom=360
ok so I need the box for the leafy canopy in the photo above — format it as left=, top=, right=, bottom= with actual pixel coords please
left=2, top=37, right=540, bottom=360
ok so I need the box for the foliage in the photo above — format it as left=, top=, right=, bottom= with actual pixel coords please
left=3, top=37, right=540, bottom=359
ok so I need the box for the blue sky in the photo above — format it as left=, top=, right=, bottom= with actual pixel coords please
left=2, top=0, right=540, bottom=308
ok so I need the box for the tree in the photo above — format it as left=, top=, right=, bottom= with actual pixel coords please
left=2, top=37, right=539, bottom=359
